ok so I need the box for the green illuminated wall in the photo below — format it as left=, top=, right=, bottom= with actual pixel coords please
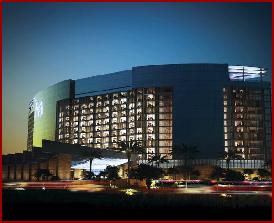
left=32, top=80, right=73, bottom=148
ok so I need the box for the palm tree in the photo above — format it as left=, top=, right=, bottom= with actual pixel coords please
left=148, top=155, right=169, bottom=168
left=117, top=141, right=146, bottom=186
left=221, top=149, right=243, bottom=170
left=172, top=144, right=199, bottom=188
left=104, top=166, right=120, bottom=180
left=78, top=147, right=102, bottom=179
left=89, top=148, right=102, bottom=179
left=103, top=165, right=120, bottom=187
left=130, top=164, right=164, bottom=181
left=211, top=166, right=225, bottom=181
left=81, top=148, right=102, bottom=177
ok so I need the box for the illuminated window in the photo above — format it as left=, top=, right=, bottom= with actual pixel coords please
left=120, top=98, right=127, bottom=104
left=112, top=99, right=119, bottom=105
left=119, top=136, right=126, bottom=141
left=120, top=117, right=126, bottom=123
left=147, top=114, right=155, bottom=120
left=73, top=139, right=78, bottom=144
left=129, top=103, right=135, bottom=109
left=120, top=130, right=126, bottom=136
left=57, top=87, right=173, bottom=158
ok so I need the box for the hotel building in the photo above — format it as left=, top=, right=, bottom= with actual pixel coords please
left=26, top=64, right=271, bottom=165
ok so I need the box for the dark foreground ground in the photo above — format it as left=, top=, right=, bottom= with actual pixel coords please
left=3, top=189, right=272, bottom=220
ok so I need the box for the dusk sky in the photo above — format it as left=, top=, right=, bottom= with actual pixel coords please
left=3, top=2, right=272, bottom=154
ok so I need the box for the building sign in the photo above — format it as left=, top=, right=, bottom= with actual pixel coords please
left=30, top=98, right=43, bottom=118
left=35, top=99, right=43, bottom=118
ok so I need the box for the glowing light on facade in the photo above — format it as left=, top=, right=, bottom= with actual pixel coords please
left=71, top=158, right=128, bottom=174
left=34, top=99, right=43, bottom=118
left=228, top=66, right=267, bottom=80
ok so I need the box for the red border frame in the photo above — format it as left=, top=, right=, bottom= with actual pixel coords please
left=1, top=0, right=273, bottom=2
left=0, top=1, right=273, bottom=223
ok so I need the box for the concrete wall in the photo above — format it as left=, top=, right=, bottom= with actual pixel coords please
left=15, top=164, right=23, bottom=181
left=57, top=154, right=71, bottom=180
left=2, top=165, right=9, bottom=180
left=39, top=161, right=48, bottom=169
left=73, top=169, right=84, bottom=179
left=9, top=165, right=15, bottom=180
left=23, top=163, right=30, bottom=181
left=2, top=153, right=72, bottom=181
left=48, top=156, right=58, bottom=176
left=30, top=163, right=39, bottom=181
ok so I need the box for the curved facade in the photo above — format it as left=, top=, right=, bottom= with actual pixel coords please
left=27, top=63, right=271, bottom=161
left=27, top=80, right=74, bottom=149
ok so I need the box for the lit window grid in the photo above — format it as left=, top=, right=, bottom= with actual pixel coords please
left=56, top=87, right=173, bottom=159
left=223, top=86, right=270, bottom=160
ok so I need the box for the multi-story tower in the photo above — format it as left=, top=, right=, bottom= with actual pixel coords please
left=224, top=66, right=271, bottom=161
left=26, top=64, right=271, bottom=165
left=56, top=87, right=173, bottom=159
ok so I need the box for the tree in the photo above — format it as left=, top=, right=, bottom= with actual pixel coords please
left=148, top=155, right=169, bottom=168
left=167, top=166, right=180, bottom=180
left=117, top=141, right=146, bottom=185
left=252, top=177, right=259, bottom=181
left=98, top=170, right=107, bottom=180
left=104, top=166, right=120, bottom=180
left=34, top=169, right=52, bottom=181
left=172, top=144, right=199, bottom=183
left=257, top=169, right=271, bottom=180
left=243, top=169, right=254, bottom=175
left=225, top=169, right=245, bottom=181
left=221, top=149, right=243, bottom=170
left=85, top=171, right=96, bottom=180
left=86, top=149, right=102, bottom=179
left=79, top=147, right=102, bottom=177
left=243, top=169, right=254, bottom=180
left=211, top=166, right=226, bottom=181
left=130, top=164, right=164, bottom=181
